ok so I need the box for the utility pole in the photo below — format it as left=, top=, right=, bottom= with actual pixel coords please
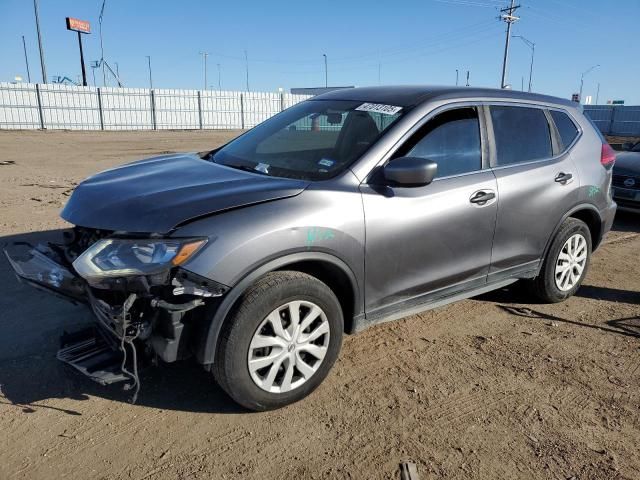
left=323, top=54, right=328, bottom=88
left=499, top=0, right=520, bottom=89
left=146, top=55, right=153, bottom=89
left=217, top=63, right=222, bottom=90
left=199, top=52, right=209, bottom=90
left=578, top=64, right=599, bottom=104
left=244, top=49, right=250, bottom=92
left=22, top=35, right=32, bottom=83
left=466, top=70, right=470, bottom=87
left=455, top=69, right=459, bottom=86
left=33, top=0, right=47, bottom=83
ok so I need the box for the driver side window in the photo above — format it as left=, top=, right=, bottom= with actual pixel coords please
left=398, top=107, right=482, bottom=179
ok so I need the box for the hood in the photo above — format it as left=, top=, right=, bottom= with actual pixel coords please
left=614, top=151, right=640, bottom=176
left=61, top=153, right=309, bottom=233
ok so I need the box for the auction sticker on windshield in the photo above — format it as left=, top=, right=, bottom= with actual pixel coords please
left=356, top=103, right=402, bottom=115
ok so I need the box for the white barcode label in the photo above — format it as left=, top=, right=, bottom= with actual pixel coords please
left=355, top=103, right=402, bottom=115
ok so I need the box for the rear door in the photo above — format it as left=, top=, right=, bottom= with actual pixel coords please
left=487, top=104, right=580, bottom=281
left=361, top=105, right=498, bottom=316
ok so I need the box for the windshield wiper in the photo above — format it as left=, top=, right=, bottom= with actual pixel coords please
left=224, top=164, right=269, bottom=176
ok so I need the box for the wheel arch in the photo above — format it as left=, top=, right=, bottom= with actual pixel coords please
left=193, top=252, right=362, bottom=366
left=538, top=203, right=603, bottom=276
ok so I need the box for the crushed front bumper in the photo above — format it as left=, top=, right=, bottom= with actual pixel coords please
left=4, top=240, right=226, bottom=401
left=4, top=242, right=87, bottom=303
left=4, top=242, right=136, bottom=387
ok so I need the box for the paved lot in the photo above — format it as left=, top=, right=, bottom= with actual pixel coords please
left=0, top=131, right=638, bottom=479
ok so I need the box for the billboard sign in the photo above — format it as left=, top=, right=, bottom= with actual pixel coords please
left=66, top=17, right=91, bottom=34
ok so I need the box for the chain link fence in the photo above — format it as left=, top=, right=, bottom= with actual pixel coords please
left=0, top=82, right=311, bottom=131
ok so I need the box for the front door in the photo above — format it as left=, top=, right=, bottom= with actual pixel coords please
left=361, top=106, right=498, bottom=318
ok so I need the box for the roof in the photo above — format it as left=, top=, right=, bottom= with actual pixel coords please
left=311, top=85, right=577, bottom=109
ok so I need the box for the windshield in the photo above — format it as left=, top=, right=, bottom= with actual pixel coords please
left=210, top=99, right=404, bottom=180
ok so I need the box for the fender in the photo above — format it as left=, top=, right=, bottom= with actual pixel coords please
left=193, top=251, right=362, bottom=366
left=536, top=202, right=602, bottom=276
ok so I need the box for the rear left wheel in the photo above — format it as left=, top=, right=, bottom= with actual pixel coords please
left=530, top=217, right=592, bottom=303
left=213, top=271, right=343, bottom=411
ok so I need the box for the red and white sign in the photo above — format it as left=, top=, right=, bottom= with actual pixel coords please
left=66, top=17, right=91, bottom=34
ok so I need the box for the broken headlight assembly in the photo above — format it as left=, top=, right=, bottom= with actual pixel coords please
left=73, top=238, right=207, bottom=281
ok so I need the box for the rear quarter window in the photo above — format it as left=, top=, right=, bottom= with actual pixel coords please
left=490, top=105, right=553, bottom=166
left=550, top=110, right=580, bottom=151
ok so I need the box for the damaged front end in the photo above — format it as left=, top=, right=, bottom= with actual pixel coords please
left=4, top=227, right=228, bottom=402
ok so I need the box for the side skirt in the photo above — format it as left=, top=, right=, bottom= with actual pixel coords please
left=354, top=277, right=518, bottom=333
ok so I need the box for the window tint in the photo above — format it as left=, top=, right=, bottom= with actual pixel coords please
left=490, top=106, right=552, bottom=166
left=550, top=110, right=579, bottom=150
left=402, top=107, right=481, bottom=178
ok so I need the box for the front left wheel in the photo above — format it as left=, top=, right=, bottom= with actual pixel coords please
left=213, top=271, right=343, bottom=411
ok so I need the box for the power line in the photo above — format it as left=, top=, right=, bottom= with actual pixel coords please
left=279, top=23, right=501, bottom=75
left=207, top=19, right=496, bottom=67
left=432, top=0, right=502, bottom=8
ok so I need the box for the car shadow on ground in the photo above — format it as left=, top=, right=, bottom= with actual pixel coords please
left=498, top=305, right=640, bottom=339
left=478, top=283, right=640, bottom=339
left=0, top=229, right=247, bottom=415
left=611, top=210, right=640, bottom=233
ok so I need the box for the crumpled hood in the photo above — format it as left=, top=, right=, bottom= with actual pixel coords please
left=614, top=151, right=640, bottom=176
left=61, top=153, right=309, bottom=233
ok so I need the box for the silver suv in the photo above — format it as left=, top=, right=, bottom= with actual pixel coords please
left=5, top=86, right=617, bottom=410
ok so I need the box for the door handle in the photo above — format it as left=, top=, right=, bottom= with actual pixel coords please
left=555, top=172, right=573, bottom=183
left=469, top=190, right=496, bottom=204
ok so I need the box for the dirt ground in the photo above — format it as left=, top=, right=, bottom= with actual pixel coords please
left=0, top=130, right=638, bottom=480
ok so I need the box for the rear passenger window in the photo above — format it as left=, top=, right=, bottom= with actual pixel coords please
left=550, top=110, right=579, bottom=150
left=401, top=107, right=481, bottom=178
left=490, top=106, right=552, bottom=166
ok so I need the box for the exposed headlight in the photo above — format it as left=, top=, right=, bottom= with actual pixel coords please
left=73, top=238, right=206, bottom=280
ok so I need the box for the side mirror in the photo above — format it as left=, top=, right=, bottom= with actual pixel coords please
left=383, top=157, right=437, bottom=187
left=622, top=142, right=634, bottom=151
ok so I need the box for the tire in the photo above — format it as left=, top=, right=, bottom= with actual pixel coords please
left=530, top=218, right=592, bottom=303
left=213, top=271, right=343, bottom=411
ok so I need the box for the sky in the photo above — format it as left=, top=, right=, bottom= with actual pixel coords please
left=1, top=0, right=638, bottom=104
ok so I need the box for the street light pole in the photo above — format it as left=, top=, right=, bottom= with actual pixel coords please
left=33, top=0, right=47, bottom=83
left=512, top=35, right=535, bottom=92
left=146, top=55, right=153, bottom=89
left=323, top=54, right=328, bottom=88
left=199, top=52, right=209, bottom=90
left=579, top=64, right=600, bottom=104
left=244, top=49, right=250, bottom=92
left=99, top=0, right=107, bottom=86
left=455, top=69, right=459, bottom=86
left=22, top=35, right=32, bottom=83
left=217, top=63, right=222, bottom=90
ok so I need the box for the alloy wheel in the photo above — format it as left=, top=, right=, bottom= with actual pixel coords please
left=554, top=233, right=588, bottom=291
left=248, top=300, right=330, bottom=393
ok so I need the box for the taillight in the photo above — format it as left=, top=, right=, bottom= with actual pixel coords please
left=601, top=143, right=616, bottom=169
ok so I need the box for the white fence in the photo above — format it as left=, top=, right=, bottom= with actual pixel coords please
left=0, top=82, right=312, bottom=131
